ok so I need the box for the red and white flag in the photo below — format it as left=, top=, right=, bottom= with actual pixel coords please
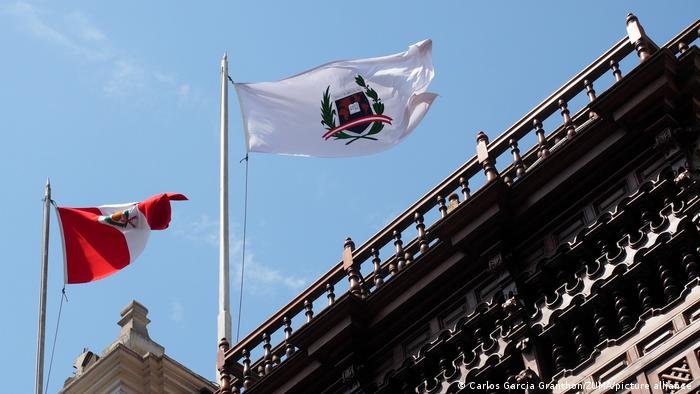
left=56, top=193, right=187, bottom=284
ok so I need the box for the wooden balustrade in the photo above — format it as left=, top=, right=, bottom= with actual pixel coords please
left=487, top=17, right=698, bottom=203
left=222, top=17, right=700, bottom=385
left=664, top=22, right=699, bottom=56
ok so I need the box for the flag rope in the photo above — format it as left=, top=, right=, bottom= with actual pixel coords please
left=45, top=286, right=68, bottom=393
left=236, top=153, right=249, bottom=342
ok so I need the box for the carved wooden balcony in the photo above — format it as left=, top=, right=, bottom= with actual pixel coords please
left=217, top=17, right=700, bottom=394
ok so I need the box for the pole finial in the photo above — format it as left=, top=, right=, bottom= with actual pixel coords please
left=44, top=178, right=51, bottom=199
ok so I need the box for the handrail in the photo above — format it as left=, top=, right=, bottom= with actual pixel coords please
left=487, top=37, right=630, bottom=155
left=226, top=154, right=480, bottom=358
left=662, top=19, right=699, bottom=55
left=228, top=263, right=345, bottom=355
left=351, top=156, right=481, bottom=262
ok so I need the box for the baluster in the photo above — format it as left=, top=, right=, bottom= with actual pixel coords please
left=608, top=237, right=621, bottom=260
left=438, top=352, right=447, bottom=381
left=584, top=79, right=597, bottom=118
left=483, top=326, right=495, bottom=348
left=558, top=99, right=576, bottom=138
left=418, top=362, right=430, bottom=392
left=262, top=332, right=272, bottom=375
left=613, top=291, right=634, bottom=333
left=455, top=341, right=466, bottom=366
left=636, top=280, right=654, bottom=312
left=343, top=237, right=363, bottom=297
left=426, top=358, right=440, bottom=391
left=580, top=256, right=596, bottom=277
left=447, top=193, right=460, bottom=213
left=474, top=327, right=485, bottom=347
left=405, top=250, right=414, bottom=267
left=503, top=174, right=513, bottom=186
left=657, top=262, right=679, bottom=303
left=492, top=316, right=503, bottom=337
left=415, top=213, right=429, bottom=253
left=610, top=60, right=623, bottom=82
left=503, top=363, right=520, bottom=387
left=439, top=355, right=452, bottom=378
left=551, top=339, right=567, bottom=372
left=639, top=204, right=653, bottom=229
left=626, top=14, right=652, bottom=62
left=663, top=195, right=676, bottom=214
left=257, top=365, right=264, bottom=377
left=387, top=258, right=398, bottom=277
left=242, top=348, right=252, bottom=389
left=437, top=195, right=447, bottom=218
left=534, top=118, right=550, bottom=158
left=680, top=29, right=700, bottom=56
left=304, top=299, right=314, bottom=322
left=477, top=131, right=498, bottom=182
left=360, top=283, right=369, bottom=300
left=556, top=267, right=570, bottom=287
left=283, top=316, right=294, bottom=357
left=593, top=308, right=609, bottom=343
left=681, top=247, right=700, bottom=281
left=371, top=248, right=384, bottom=288
left=535, top=278, right=549, bottom=305
left=510, top=138, right=526, bottom=179
left=572, top=324, right=588, bottom=362
left=218, top=338, right=232, bottom=394
left=326, top=283, right=335, bottom=306
left=622, top=211, right=643, bottom=245
left=394, top=230, right=406, bottom=271
left=597, top=239, right=610, bottom=260
left=584, top=79, right=597, bottom=102
left=459, top=176, right=471, bottom=200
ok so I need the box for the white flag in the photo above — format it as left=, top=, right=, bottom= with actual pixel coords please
left=234, top=40, right=437, bottom=157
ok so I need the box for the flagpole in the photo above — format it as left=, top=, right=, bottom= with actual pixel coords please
left=218, top=54, right=232, bottom=348
left=35, top=179, right=51, bottom=394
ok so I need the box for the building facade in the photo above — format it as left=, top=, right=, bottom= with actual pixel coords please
left=61, top=301, right=217, bottom=394
left=217, top=16, right=700, bottom=393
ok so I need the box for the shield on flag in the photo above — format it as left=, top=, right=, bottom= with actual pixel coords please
left=99, top=207, right=139, bottom=228
left=335, top=92, right=373, bottom=134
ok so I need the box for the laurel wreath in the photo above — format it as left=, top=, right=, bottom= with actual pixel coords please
left=321, top=75, right=386, bottom=145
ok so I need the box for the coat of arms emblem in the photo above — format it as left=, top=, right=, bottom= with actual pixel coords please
left=99, top=206, right=139, bottom=228
left=321, top=75, right=393, bottom=145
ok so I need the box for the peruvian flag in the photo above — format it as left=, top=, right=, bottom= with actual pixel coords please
left=56, top=193, right=187, bottom=284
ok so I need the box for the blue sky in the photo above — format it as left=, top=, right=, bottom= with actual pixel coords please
left=1, top=1, right=697, bottom=392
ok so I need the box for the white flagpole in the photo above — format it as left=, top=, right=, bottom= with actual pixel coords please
left=35, top=179, right=51, bottom=394
left=218, top=54, right=232, bottom=347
